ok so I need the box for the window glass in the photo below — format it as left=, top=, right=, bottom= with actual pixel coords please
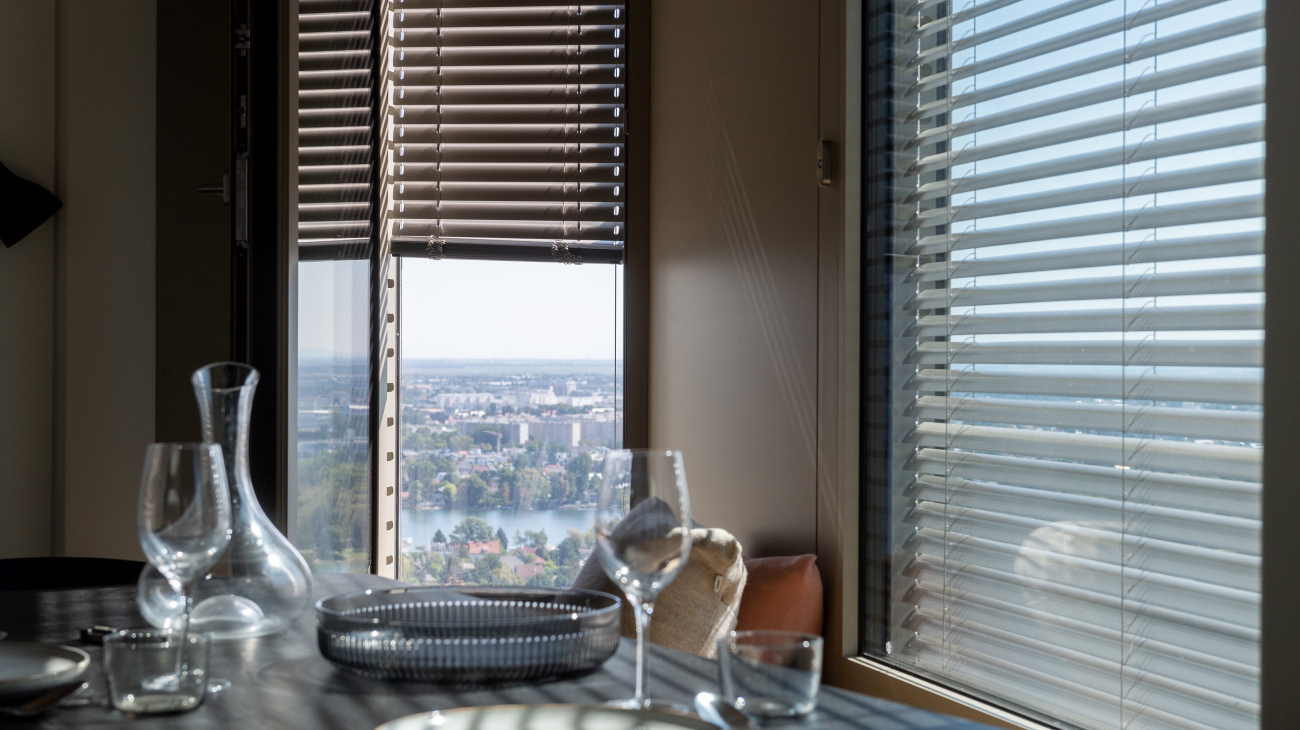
left=863, top=2, right=1265, bottom=728
left=295, top=261, right=373, bottom=573
left=399, top=258, right=622, bottom=587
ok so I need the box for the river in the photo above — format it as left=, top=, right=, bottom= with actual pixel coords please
left=399, top=508, right=596, bottom=549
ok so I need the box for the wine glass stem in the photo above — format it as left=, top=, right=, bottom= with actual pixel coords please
left=175, top=579, right=195, bottom=678
left=632, top=598, right=654, bottom=708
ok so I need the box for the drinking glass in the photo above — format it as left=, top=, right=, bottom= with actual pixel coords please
left=717, top=630, right=824, bottom=718
left=137, top=443, right=231, bottom=693
left=595, top=449, right=692, bottom=711
left=104, top=629, right=211, bottom=714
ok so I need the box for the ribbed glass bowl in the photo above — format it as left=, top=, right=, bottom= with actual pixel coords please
left=315, top=586, right=622, bottom=683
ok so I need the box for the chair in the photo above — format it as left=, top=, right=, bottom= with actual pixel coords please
left=0, top=557, right=146, bottom=591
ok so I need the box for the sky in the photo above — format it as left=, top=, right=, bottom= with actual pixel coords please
left=298, top=257, right=623, bottom=361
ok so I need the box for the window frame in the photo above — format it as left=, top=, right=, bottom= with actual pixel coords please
left=293, top=0, right=653, bottom=580
left=817, top=1, right=1297, bottom=728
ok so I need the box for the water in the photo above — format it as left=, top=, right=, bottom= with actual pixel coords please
left=399, top=508, right=596, bottom=548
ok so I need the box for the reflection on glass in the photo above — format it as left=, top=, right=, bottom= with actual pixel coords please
left=295, top=261, right=372, bottom=573
left=398, top=258, right=622, bottom=588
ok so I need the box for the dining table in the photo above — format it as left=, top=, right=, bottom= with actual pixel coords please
left=0, top=573, right=990, bottom=729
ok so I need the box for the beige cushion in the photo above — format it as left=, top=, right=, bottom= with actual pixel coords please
left=572, top=510, right=746, bottom=658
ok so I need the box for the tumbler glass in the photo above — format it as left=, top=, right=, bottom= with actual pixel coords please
left=103, top=629, right=211, bottom=714
left=717, top=630, right=824, bottom=718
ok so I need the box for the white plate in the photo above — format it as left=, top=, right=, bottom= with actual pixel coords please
left=0, top=642, right=90, bottom=700
left=377, top=704, right=719, bottom=730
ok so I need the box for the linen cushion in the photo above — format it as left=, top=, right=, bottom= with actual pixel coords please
left=572, top=503, right=746, bottom=659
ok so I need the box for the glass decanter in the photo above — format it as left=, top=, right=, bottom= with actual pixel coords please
left=138, top=362, right=313, bottom=639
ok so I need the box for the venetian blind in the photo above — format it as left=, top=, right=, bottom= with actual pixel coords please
left=382, top=0, right=627, bottom=263
left=298, top=0, right=376, bottom=261
left=885, top=1, right=1264, bottom=729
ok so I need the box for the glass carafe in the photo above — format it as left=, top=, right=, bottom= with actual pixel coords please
left=138, top=362, right=313, bottom=639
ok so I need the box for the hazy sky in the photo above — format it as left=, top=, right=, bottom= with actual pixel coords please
left=298, top=258, right=623, bottom=360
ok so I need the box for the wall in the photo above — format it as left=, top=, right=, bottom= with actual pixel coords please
left=0, top=0, right=157, bottom=560
left=56, top=0, right=157, bottom=560
left=648, top=0, right=822, bottom=557
left=0, top=2, right=57, bottom=558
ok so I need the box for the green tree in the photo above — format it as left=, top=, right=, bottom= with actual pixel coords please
left=432, top=529, right=446, bottom=545
left=523, top=529, right=548, bottom=550
left=553, top=562, right=581, bottom=588
left=555, top=534, right=582, bottom=566
left=425, top=552, right=447, bottom=584
left=479, top=552, right=503, bottom=572
left=449, top=434, right=475, bottom=451
left=491, top=566, right=524, bottom=586
left=458, top=475, right=489, bottom=509
left=496, top=527, right=509, bottom=550
left=450, top=516, right=495, bottom=544
left=566, top=452, right=592, bottom=500
left=549, top=474, right=570, bottom=504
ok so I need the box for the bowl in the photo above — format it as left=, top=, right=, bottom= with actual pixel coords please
left=316, top=586, right=622, bottom=683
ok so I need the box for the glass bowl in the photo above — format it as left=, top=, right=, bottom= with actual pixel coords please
left=315, top=586, right=622, bottom=683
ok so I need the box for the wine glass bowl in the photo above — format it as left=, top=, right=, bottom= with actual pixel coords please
left=138, top=443, right=232, bottom=591
left=595, top=449, right=691, bottom=710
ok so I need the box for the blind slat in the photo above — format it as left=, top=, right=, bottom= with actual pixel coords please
left=905, top=50, right=1262, bottom=151
left=903, top=368, right=1262, bottom=405
left=906, top=12, right=1264, bottom=124
left=905, top=422, right=1260, bottom=481
left=907, top=159, right=1262, bottom=229
left=903, top=267, right=1262, bottom=309
left=904, top=340, right=1263, bottom=368
left=385, top=1, right=627, bottom=251
left=906, top=304, right=1263, bottom=336
left=907, top=196, right=1263, bottom=255
left=910, top=455, right=1260, bottom=519
left=906, top=233, right=1263, bottom=281
left=913, top=475, right=1259, bottom=553
left=298, top=1, right=373, bottom=252
left=909, top=395, right=1260, bottom=442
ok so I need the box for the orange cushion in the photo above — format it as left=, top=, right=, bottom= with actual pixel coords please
left=735, top=555, right=823, bottom=636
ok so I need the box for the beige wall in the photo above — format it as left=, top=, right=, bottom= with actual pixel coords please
left=649, top=0, right=822, bottom=558
left=0, top=3, right=57, bottom=558
left=0, top=0, right=156, bottom=560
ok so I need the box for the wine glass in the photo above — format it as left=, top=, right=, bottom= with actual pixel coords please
left=596, top=449, right=692, bottom=711
left=137, top=443, right=232, bottom=689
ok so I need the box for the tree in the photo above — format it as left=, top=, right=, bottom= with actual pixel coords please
left=491, top=566, right=523, bottom=586
left=496, top=527, right=509, bottom=550
left=432, top=529, right=446, bottom=545
left=449, top=434, right=475, bottom=451
left=479, top=552, right=503, bottom=572
left=566, top=452, right=592, bottom=500
left=459, top=475, right=489, bottom=509
left=519, top=468, right=549, bottom=506
left=549, top=474, right=570, bottom=505
left=555, top=534, right=582, bottom=566
left=423, top=552, right=447, bottom=585
left=450, top=516, right=494, bottom=545
left=523, top=529, right=548, bottom=550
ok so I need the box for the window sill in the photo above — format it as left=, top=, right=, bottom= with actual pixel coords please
left=823, top=653, right=1051, bottom=730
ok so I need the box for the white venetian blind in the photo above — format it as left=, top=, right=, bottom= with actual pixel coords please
left=885, top=1, right=1264, bottom=729
left=382, top=0, right=627, bottom=262
left=298, top=0, right=376, bottom=261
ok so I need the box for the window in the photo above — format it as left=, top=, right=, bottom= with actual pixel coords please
left=381, top=1, right=629, bottom=584
left=293, top=0, right=377, bottom=574
left=862, top=2, right=1264, bottom=729
left=397, top=259, right=622, bottom=587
